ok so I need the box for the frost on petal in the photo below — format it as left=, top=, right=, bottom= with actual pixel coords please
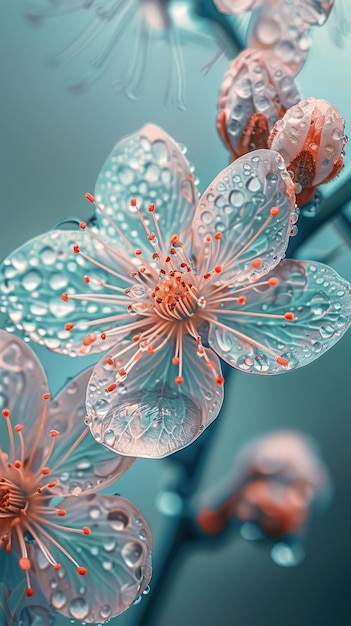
left=214, top=0, right=264, bottom=13
left=192, top=149, right=296, bottom=286
left=47, top=367, right=135, bottom=496
left=94, top=124, right=198, bottom=254
left=28, top=494, right=152, bottom=622
left=0, top=329, right=48, bottom=453
left=247, top=0, right=311, bottom=76
left=0, top=229, right=132, bottom=356
left=86, top=336, right=224, bottom=458
left=208, top=259, right=351, bottom=374
left=217, top=48, right=301, bottom=159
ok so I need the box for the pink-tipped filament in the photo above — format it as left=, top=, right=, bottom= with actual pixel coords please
left=0, top=402, right=91, bottom=597
left=61, top=196, right=296, bottom=377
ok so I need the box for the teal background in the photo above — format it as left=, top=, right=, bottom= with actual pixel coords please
left=1, top=2, right=351, bottom=625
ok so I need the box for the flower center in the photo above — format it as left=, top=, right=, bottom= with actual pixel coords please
left=0, top=405, right=91, bottom=598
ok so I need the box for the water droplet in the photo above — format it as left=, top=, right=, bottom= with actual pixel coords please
left=89, top=506, right=101, bottom=520
left=103, top=429, right=116, bottom=447
left=130, top=285, right=146, bottom=299
left=40, top=246, right=57, bottom=265
left=271, top=542, right=305, bottom=567
left=22, top=270, right=42, bottom=292
left=253, top=354, right=269, bottom=372
left=69, top=598, right=89, bottom=620
left=51, top=590, right=67, bottom=610
left=107, top=509, right=129, bottom=530
left=121, top=541, right=143, bottom=567
left=75, top=457, right=91, bottom=471
left=246, top=176, right=261, bottom=193
left=100, top=605, right=112, bottom=620
left=197, top=296, right=206, bottom=309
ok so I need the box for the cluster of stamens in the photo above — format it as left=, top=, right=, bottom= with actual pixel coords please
left=0, top=402, right=91, bottom=597
left=60, top=195, right=296, bottom=391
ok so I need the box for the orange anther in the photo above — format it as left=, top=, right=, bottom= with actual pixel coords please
left=105, top=357, right=114, bottom=366
left=170, top=234, right=179, bottom=245
left=238, top=296, right=246, bottom=305
left=61, top=293, right=69, bottom=302
left=147, top=233, right=156, bottom=241
left=165, top=256, right=171, bottom=263
left=152, top=253, right=159, bottom=260
left=42, top=393, right=51, bottom=400
left=170, top=247, right=177, bottom=255
left=147, top=346, right=154, bottom=354
left=73, top=245, right=80, bottom=254
left=268, top=278, right=278, bottom=287
left=118, top=368, right=127, bottom=377
left=14, top=461, right=22, bottom=469
left=83, top=336, right=92, bottom=346
left=175, top=376, right=184, bottom=385
left=135, top=249, right=142, bottom=256
left=214, top=232, right=222, bottom=240
left=53, top=564, right=61, bottom=571
left=148, top=203, right=156, bottom=212
left=79, top=222, right=87, bottom=230
left=82, top=527, right=91, bottom=536
left=130, top=198, right=137, bottom=206
left=251, top=258, right=262, bottom=269
left=270, top=207, right=279, bottom=217
left=133, top=335, right=140, bottom=342
left=77, top=567, right=87, bottom=576
left=172, top=357, right=180, bottom=365
left=5, top=544, right=11, bottom=553
left=101, top=333, right=107, bottom=340
left=85, top=193, right=95, bottom=203
left=14, top=424, right=24, bottom=432
left=276, top=357, right=289, bottom=367
left=2, top=409, right=10, bottom=418
left=26, top=588, right=34, bottom=597
left=203, top=273, right=211, bottom=280
left=205, top=234, right=212, bottom=243
left=19, top=557, right=31, bottom=571
left=214, top=265, right=222, bottom=274
left=50, top=430, right=59, bottom=438
left=57, top=509, right=66, bottom=517
left=48, top=482, right=57, bottom=489
left=65, top=322, right=74, bottom=331
left=215, top=376, right=225, bottom=386
left=106, top=383, right=117, bottom=393
left=84, top=275, right=90, bottom=284
left=284, top=312, right=294, bottom=321
left=41, top=467, right=50, bottom=475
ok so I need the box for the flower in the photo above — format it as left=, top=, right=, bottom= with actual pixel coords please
left=26, top=0, right=188, bottom=108
left=1, top=124, right=351, bottom=460
left=269, top=96, right=346, bottom=206
left=214, top=0, right=264, bottom=12
left=217, top=48, right=301, bottom=159
left=0, top=330, right=152, bottom=622
left=196, top=430, right=331, bottom=540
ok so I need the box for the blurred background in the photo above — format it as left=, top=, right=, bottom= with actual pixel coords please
left=1, top=2, right=351, bottom=625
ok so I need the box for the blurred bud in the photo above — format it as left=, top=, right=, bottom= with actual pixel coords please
left=269, top=97, right=346, bottom=205
left=217, top=48, right=301, bottom=159
left=196, top=430, right=331, bottom=545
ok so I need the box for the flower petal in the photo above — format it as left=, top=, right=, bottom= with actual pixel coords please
left=94, top=124, right=198, bottom=254
left=28, top=494, right=152, bottom=622
left=208, top=259, right=351, bottom=374
left=47, top=367, right=135, bottom=496
left=214, top=0, right=263, bottom=13
left=0, top=329, right=48, bottom=455
left=191, top=149, right=296, bottom=286
left=86, top=335, right=224, bottom=458
left=0, top=229, right=133, bottom=355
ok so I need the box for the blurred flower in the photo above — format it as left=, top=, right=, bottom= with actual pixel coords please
left=269, top=96, right=346, bottom=206
left=0, top=330, right=152, bottom=622
left=196, top=430, right=331, bottom=562
left=214, top=0, right=264, bottom=12
left=217, top=48, right=301, bottom=159
left=1, top=125, right=351, bottom=460
left=25, top=0, right=204, bottom=109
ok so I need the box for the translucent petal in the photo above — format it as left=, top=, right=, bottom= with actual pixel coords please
left=94, top=124, right=198, bottom=254
left=28, top=494, right=152, bottom=622
left=247, top=1, right=310, bottom=76
left=0, top=229, right=133, bottom=356
left=208, top=259, right=351, bottom=374
left=191, top=149, right=296, bottom=286
left=86, top=336, right=224, bottom=458
left=0, top=329, right=48, bottom=455
left=293, top=0, right=334, bottom=26
left=214, top=0, right=264, bottom=12
left=47, top=367, right=135, bottom=496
